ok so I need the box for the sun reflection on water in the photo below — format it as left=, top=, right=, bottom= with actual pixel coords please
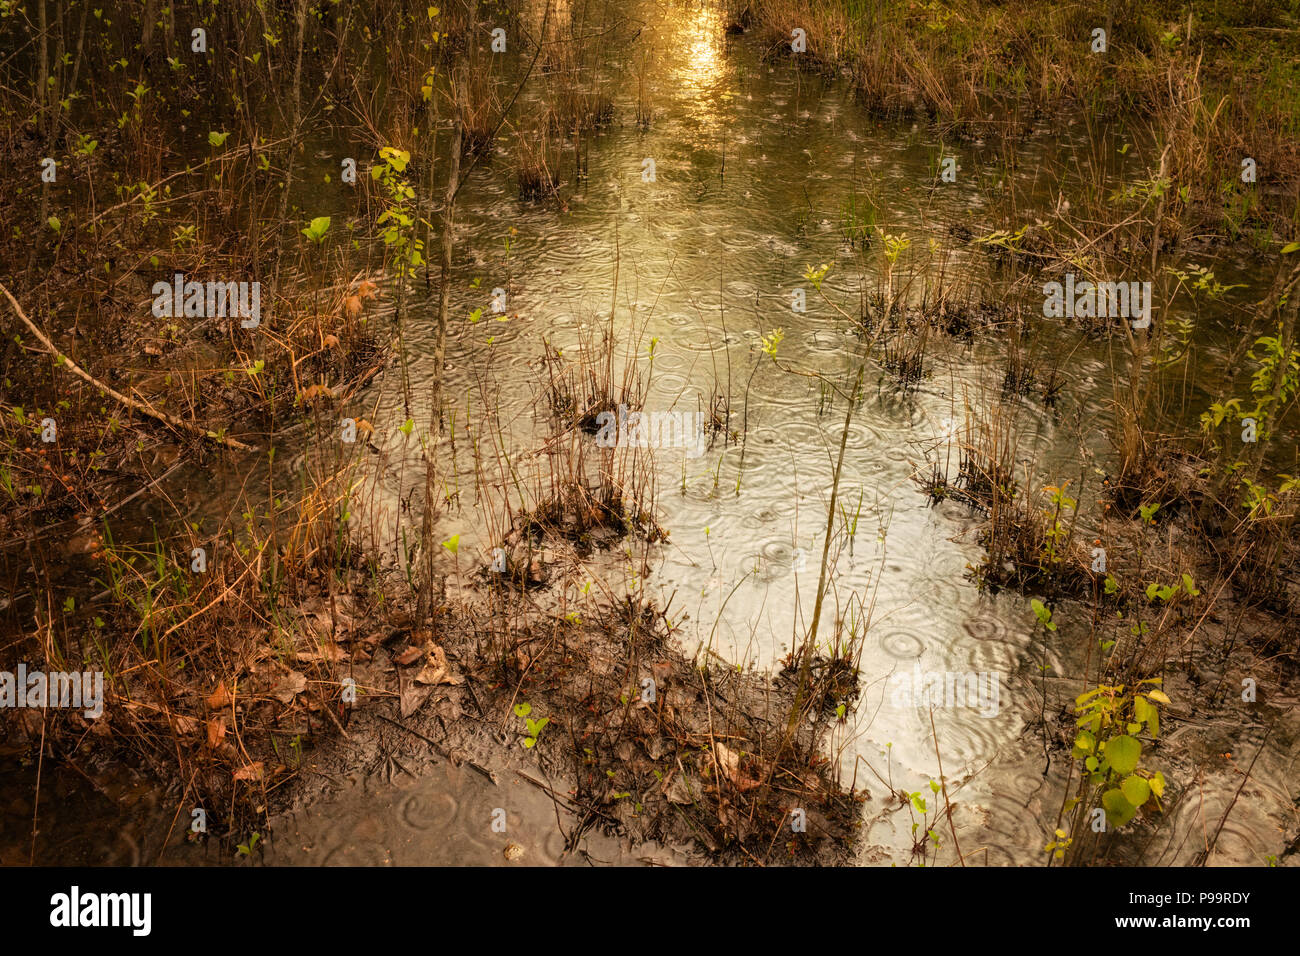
left=665, top=2, right=729, bottom=126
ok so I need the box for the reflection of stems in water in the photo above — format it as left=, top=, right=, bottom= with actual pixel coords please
left=783, top=363, right=865, bottom=745
left=739, top=274, right=885, bottom=493
left=417, top=0, right=471, bottom=621
left=734, top=348, right=764, bottom=496
left=722, top=274, right=733, bottom=438
left=928, top=706, right=965, bottom=866
left=838, top=487, right=863, bottom=559
left=698, top=563, right=762, bottom=663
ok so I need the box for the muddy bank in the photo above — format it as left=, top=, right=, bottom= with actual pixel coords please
left=1, top=574, right=866, bottom=866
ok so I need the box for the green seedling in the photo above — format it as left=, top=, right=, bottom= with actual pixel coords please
left=513, top=702, right=549, bottom=748
left=236, top=832, right=261, bottom=857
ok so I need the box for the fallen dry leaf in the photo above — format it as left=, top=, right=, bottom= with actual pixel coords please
left=232, top=762, right=264, bottom=782
left=712, top=742, right=762, bottom=793
left=296, top=641, right=348, bottom=664
left=171, top=714, right=201, bottom=735
left=302, top=605, right=361, bottom=641
left=397, top=672, right=434, bottom=717
left=206, top=682, right=232, bottom=711
left=663, top=770, right=698, bottom=806
left=413, top=642, right=463, bottom=687
left=272, top=670, right=308, bottom=704
left=393, top=645, right=423, bottom=667
left=299, top=383, right=334, bottom=403
left=206, top=715, right=226, bottom=748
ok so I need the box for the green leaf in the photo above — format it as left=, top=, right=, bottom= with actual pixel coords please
left=208, top=130, right=230, bottom=148
left=1030, top=598, right=1056, bottom=630
left=398, top=417, right=414, bottom=436
left=301, top=215, right=331, bottom=243
left=441, top=533, right=459, bottom=554
left=1150, top=771, right=1166, bottom=799
left=1282, top=242, right=1300, bottom=255
left=379, top=146, right=410, bottom=171
left=522, top=736, right=535, bottom=748
left=1121, top=775, right=1151, bottom=807
left=1101, top=788, right=1137, bottom=826
left=513, top=702, right=531, bottom=718
left=1104, top=735, right=1142, bottom=776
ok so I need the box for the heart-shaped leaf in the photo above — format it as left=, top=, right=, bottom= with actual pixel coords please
left=1101, top=788, right=1137, bottom=826
left=1121, top=775, right=1151, bottom=807
left=1104, top=735, right=1141, bottom=776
